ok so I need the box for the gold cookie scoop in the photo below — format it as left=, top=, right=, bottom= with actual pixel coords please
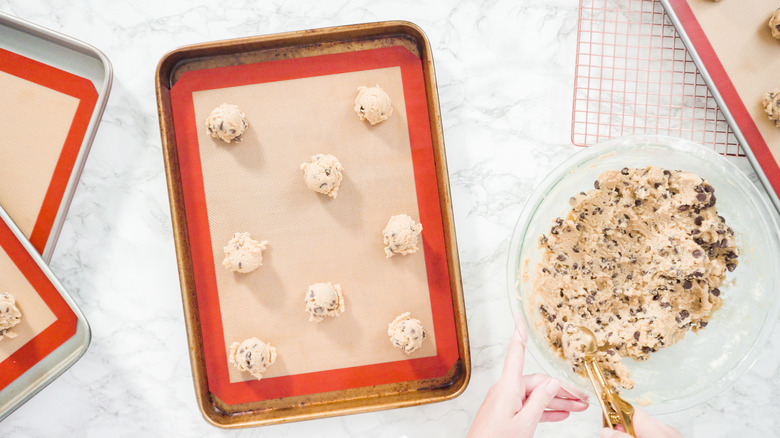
left=571, top=326, right=635, bottom=436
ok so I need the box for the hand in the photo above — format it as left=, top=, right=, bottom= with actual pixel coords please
left=467, top=323, right=589, bottom=438
left=600, top=409, right=683, bottom=438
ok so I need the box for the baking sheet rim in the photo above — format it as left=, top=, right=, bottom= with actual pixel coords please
left=155, top=20, right=469, bottom=428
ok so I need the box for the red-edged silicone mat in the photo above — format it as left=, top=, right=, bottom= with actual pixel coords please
left=0, top=215, right=78, bottom=391
left=0, top=47, right=98, bottom=253
left=169, top=46, right=459, bottom=405
left=661, top=0, right=780, bottom=207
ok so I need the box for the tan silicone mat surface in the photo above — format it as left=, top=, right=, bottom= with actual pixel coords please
left=0, top=241, right=57, bottom=362
left=0, top=71, right=79, bottom=238
left=192, top=66, right=438, bottom=383
left=687, top=1, right=780, bottom=152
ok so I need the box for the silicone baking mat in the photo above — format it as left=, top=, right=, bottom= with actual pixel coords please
left=662, top=0, right=780, bottom=199
left=0, top=47, right=98, bottom=253
left=572, top=0, right=742, bottom=156
left=169, top=45, right=458, bottom=405
left=0, top=214, right=78, bottom=391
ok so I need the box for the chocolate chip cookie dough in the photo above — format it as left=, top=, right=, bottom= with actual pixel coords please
left=300, top=154, right=344, bottom=198
left=0, top=292, right=21, bottom=341
left=222, top=232, right=269, bottom=273
left=205, top=103, right=248, bottom=143
left=304, top=282, right=345, bottom=323
left=383, top=214, right=423, bottom=258
left=533, top=167, right=739, bottom=390
left=354, top=85, right=393, bottom=125
left=387, top=312, right=426, bottom=354
left=770, top=8, right=780, bottom=39
left=228, top=337, right=277, bottom=380
left=763, top=89, right=780, bottom=128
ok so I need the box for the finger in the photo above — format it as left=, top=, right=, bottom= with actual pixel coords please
left=545, top=397, right=589, bottom=412
left=559, top=380, right=590, bottom=402
left=500, top=327, right=527, bottom=388
left=513, top=378, right=560, bottom=430
left=600, top=428, right=632, bottom=438
left=524, top=373, right=589, bottom=402
left=539, top=410, right=570, bottom=423
left=514, top=314, right=529, bottom=342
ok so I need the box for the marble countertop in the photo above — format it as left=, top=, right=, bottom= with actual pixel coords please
left=1, top=0, right=778, bottom=436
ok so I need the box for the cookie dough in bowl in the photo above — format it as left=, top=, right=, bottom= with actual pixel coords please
left=536, top=166, right=738, bottom=390
left=507, top=135, right=780, bottom=414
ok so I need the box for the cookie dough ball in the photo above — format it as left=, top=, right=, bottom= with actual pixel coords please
left=388, top=312, right=426, bottom=354
left=206, top=103, right=248, bottom=143
left=763, top=89, right=780, bottom=127
left=770, top=8, right=780, bottom=39
left=0, top=292, right=21, bottom=341
left=299, top=154, right=344, bottom=198
left=228, top=337, right=277, bottom=380
left=354, top=86, right=393, bottom=125
left=304, top=282, right=345, bottom=323
left=383, top=214, right=423, bottom=258
left=222, top=232, right=269, bottom=273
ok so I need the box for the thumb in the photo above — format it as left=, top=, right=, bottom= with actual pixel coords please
left=600, top=428, right=632, bottom=438
left=513, top=378, right=560, bottom=432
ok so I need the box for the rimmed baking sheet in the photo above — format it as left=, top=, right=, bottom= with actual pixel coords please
left=660, top=0, right=780, bottom=211
left=0, top=11, right=112, bottom=261
left=157, top=21, right=469, bottom=427
left=0, top=206, right=90, bottom=421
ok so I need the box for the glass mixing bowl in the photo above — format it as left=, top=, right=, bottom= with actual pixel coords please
left=507, top=135, right=780, bottom=414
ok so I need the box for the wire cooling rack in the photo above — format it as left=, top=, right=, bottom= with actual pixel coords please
left=571, top=0, right=743, bottom=156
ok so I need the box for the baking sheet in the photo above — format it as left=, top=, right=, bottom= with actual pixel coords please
left=661, top=0, right=780, bottom=211
left=170, top=45, right=458, bottom=405
left=0, top=11, right=112, bottom=261
left=0, top=206, right=89, bottom=421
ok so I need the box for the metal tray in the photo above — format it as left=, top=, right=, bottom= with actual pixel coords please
left=156, top=21, right=470, bottom=428
left=0, top=11, right=112, bottom=262
left=660, top=0, right=780, bottom=214
left=0, top=205, right=91, bottom=422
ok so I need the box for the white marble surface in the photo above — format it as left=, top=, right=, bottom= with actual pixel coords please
left=1, top=0, right=778, bottom=436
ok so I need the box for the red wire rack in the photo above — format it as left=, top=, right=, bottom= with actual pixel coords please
left=571, top=0, right=743, bottom=156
